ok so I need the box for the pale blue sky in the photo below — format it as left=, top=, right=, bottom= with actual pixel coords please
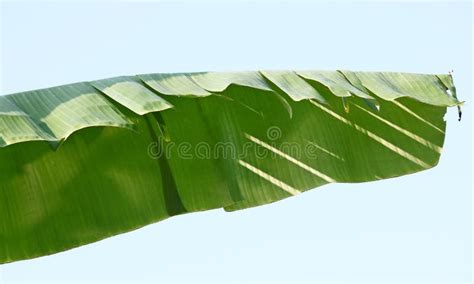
left=0, top=0, right=472, bottom=283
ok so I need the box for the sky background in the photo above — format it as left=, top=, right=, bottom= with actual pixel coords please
left=0, top=0, right=472, bottom=283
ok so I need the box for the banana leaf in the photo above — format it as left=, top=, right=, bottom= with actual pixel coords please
left=0, top=70, right=461, bottom=263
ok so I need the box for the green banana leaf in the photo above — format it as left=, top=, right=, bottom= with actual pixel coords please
left=0, top=70, right=461, bottom=263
